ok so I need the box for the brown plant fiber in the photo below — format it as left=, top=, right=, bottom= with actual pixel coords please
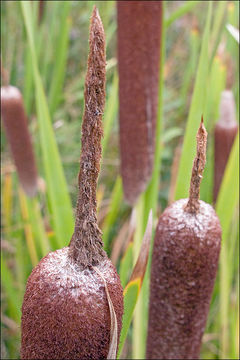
left=69, top=6, right=106, bottom=269
left=21, top=248, right=123, bottom=360
left=214, top=90, right=238, bottom=202
left=147, top=120, right=221, bottom=359
left=147, top=200, right=221, bottom=359
left=117, top=1, right=163, bottom=205
left=21, top=7, right=123, bottom=359
left=1, top=86, right=38, bottom=197
left=185, top=116, right=207, bottom=213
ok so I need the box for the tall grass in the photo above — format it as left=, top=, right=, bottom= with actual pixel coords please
left=1, top=1, right=239, bottom=359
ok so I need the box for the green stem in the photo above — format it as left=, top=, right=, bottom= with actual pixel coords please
left=132, top=194, right=145, bottom=358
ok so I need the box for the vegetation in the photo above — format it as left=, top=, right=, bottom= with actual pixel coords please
left=1, top=1, right=239, bottom=359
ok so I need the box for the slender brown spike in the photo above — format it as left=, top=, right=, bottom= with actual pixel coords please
left=117, top=1, right=163, bottom=205
left=185, top=116, right=207, bottom=213
left=69, top=6, right=106, bottom=268
left=1, top=86, right=38, bottom=197
left=214, top=90, right=238, bottom=202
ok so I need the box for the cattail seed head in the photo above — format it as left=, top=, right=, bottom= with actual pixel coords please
left=117, top=1, right=163, bottom=205
left=214, top=90, right=238, bottom=202
left=21, top=7, right=123, bottom=359
left=1, top=86, right=38, bottom=197
left=147, top=120, right=221, bottom=359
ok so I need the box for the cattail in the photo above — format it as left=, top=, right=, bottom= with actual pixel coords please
left=38, top=0, right=45, bottom=24
left=1, top=86, right=38, bottom=197
left=21, top=7, right=123, bottom=360
left=117, top=1, right=163, bottom=205
left=147, top=118, right=221, bottom=359
left=214, top=90, right=238, bottom=202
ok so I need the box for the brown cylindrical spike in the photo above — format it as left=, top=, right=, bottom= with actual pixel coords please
left=1, top=86, right=38, bottom=197
left=117, top=1, right=163, bottom=205
left=21, top=7, right=123, bottom=360
left=147, top=120, right=221, bottom=359
left=214, top=90, right=238, bottom=202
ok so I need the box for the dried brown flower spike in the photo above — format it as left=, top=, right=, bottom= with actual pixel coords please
left=1, top=86, right=38, bottom=197
left=117, top=1, right=163, bottom=205
left=214, top=90, right=238, bottom=202
left=21, top=7, right=123, bottom=360
left=147, top=119, right=221, bottom=359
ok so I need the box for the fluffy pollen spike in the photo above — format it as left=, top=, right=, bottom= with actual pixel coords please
left=21, top=7, right=123, bottom=360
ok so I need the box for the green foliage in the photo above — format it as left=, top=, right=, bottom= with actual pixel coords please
left=21, top=1, right=74, bottom=248
left=175, top=1, right=212, bottom=200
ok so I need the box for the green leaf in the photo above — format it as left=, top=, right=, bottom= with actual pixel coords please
left=165, top=1, right=200, bottom=28
left=117, top=279, right=140, bottom=359
left=48, top=1, right=71, bottom=116
left=102, top=71, right=118, bottom=158
left=1, top=255, right=21, bottom=322
left=216, top=132, right=239, bottom=358
left=102, top=176, right=123, bottom=252
left=21, top=1, right=74, bottom=248
left=174, top=2, right=212, bottom=201
left=119, top=242, right=133, bottom=289
left=118, top=211, right=152, bottom=359
left=216, top=132, right=239, bottom=240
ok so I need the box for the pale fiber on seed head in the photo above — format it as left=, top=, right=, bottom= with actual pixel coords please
left=185, top=118, right=208, bottom=213
left=69, top=6, right=106, bottom=269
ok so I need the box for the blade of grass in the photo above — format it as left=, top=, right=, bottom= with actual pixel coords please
left=174, top=2, right=212, bottom=201
left=210, top=1, right=228, bottom=63
left=21, top=1, right=74, bottom=248
left=132, top=195, right=145, bottom=358
left=165, top=1, right=200, bottom=28
left=119, top=241, right=133, bottom=289
left=2, top=171, right=13, bottom=231
left=48, top=1, right=71, bottom=116
left=102, top=71, right=118, bottom=158
left=102, top=176, right=123, bottom=252
left=1, top=255, right=21, bottom=322
left=18, top=187, right=39, bottom=267
left=27, top=197, right=51, bottom=257
left=216, top=132, right=239, bottom=359
left=180, top=27, right=200, bottom=104
left=39, top=1, right=61, bottom=87
left=118, top=211, right=152, bottom=359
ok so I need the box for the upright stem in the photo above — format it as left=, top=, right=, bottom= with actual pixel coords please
left=185, top=116, right=208, bottom=213
left=69, top=7, right=106, bottom=268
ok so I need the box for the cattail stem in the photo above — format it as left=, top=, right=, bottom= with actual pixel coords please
left=185, top=116, right=208, bottom=213
left=69, top=6, right=106, bottom=268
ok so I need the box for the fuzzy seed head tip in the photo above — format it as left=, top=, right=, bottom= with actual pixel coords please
left=91, top=6, right=104, bottom=37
